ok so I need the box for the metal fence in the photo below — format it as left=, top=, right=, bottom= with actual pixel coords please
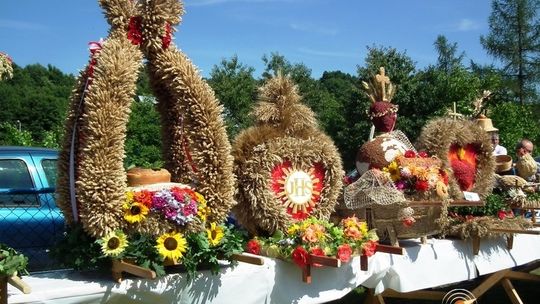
left=0, top=188, right=65, bottom=272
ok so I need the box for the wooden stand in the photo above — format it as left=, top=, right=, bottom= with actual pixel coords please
left=301, top=244, right=405, bottom=283
left=112, top=260, right=157, bottom=283
left=364, top=262, right=540, bottom=304
left=471, top=229, right=540, bottom=255
left=111, top=253, right=265, bottom=282
left=1, top=275, right=31, bottom=304
left=301, top=254, right=341, bottom=283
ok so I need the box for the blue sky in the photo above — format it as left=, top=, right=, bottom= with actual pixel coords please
left=1, top=0, right=495, bottom=78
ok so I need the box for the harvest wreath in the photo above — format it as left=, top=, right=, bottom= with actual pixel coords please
left=54, top=0, right=240, bottom=280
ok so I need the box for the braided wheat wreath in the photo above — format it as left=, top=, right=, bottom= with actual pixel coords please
left=57, top=0, right=235, bottom=238
left=232, top=74, right=344, bottom=235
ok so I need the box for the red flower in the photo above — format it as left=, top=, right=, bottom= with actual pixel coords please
left=497, top=210, right=507, bottom=220
left=291, top=246, right=309, bottom=268
left=246, top=239, right=261, bottom=255
left=362, top=240, right=378, bottom=257
left=415, top=180, right=429, bottom=192
left=418, top=151, right=429, bottom=158
left=127, top=16, right=143, bottom=45
left=336, top=244, right=353, bottom=263
left=134, top=190, right=153, bottom=207
left=402, top=217, right=415, bottom=227
left=310, top=247, right=325, bottom=267
left=404, top=150, right=416, bottom=158
left=439, top=169, right=449, bottom=185
left=161, top=23, right=172, bottom=49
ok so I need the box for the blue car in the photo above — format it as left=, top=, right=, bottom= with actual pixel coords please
left=0, top=146, right=64, bottom=271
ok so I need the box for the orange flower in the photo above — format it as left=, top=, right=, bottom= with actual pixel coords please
left=134, top=190, right=153, bottom=207
left=302, top=226, right=319, bottom=243
left=344, top=226, right=363, bottom=240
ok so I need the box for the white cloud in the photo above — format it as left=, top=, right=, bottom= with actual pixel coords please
left=290, top=23, right=338, bottom=36
left=0, top=19, right=46, bottom=31
left=297, top=47, right=358, bottom=58
left=455, top=18, right=481, bottom=31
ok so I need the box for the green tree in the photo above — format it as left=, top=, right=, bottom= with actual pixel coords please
left=208, top=55, right=258, bottom=138
left=125, top=99, right=163, bottom=168
left=319, top=71, right=364, bottom=170
left=0, top=63, right=74, bottom=146
left=481, top=0, right=540, bottom=104
left=434, top=35, right=465, bottom=73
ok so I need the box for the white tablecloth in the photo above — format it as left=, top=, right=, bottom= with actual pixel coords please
left=8, top=232, right=540, bottom=304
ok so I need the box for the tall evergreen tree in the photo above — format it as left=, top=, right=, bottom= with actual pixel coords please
left=481, top=0, right=540, bottom=104
left=434, top=35, right=465, bottom=73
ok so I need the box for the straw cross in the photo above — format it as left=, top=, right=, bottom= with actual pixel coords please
left=375, top=67, right=390, bottom=101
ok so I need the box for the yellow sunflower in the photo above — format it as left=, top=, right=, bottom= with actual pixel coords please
left=156, top=232, right=187, bottom=261
left=383, top=161, right=400, bottom=181
left=100, top=230, right=128, bottom=257
left=123, top=202, right=149, bottom=223
left=287, top=223, right=300, bottom=236
left=207, top=222, right=224, bottom=246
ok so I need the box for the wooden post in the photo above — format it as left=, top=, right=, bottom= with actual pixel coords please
left=472, top=236, right=481, bottom=255
left=302, top=265, right=311, bottom=284
left=500, top=278, right=523, bottom=304
left=0, top=276, right=7, bottom=304
left=506, top=234, right=514, bottom=250
left=231, top=253, right=265, bottom=265
left=7, top=275, right=30, bottom=294
left=360, top=255, right=368, bottom=271
left=112, top=259, right=157, bottom=283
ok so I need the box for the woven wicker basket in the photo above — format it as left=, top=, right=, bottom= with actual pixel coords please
left=367, top=205, right=441, bottom=240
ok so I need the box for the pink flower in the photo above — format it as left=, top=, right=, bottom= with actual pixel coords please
left=344, top=226, right=362, bottom=240
left=362, top=240, right=378, bottom=257
left=336, top=244, right=353, bottom=263
left=418, top=151, right=429, bottom=158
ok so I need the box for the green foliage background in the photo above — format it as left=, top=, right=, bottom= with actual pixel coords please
left=1, top=39, right=539, bottom=171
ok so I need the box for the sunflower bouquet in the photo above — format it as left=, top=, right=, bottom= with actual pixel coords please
left=382, top=150, right=450, bottom=200
left=245, top=216, right=378, bottom=269
left=55, top=184, right=245, bottom=280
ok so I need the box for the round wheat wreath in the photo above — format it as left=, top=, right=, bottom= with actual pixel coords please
left=232, top=75, right=344, bottom=236
left=416, top=117, right=495, bottom=200
left=57, top=0, right=235, bottom=238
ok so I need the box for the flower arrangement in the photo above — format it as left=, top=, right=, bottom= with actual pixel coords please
left=53, top=185, right=244, bottom=280
left=382, top=150, right=449, bottom=200
left=0, top=52, right=13, bottom=81
left=245, top=216, right=378, bottom=268
left=123, top=185, right=209, bottom=226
